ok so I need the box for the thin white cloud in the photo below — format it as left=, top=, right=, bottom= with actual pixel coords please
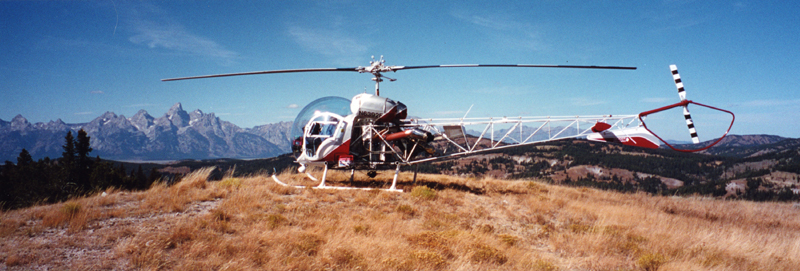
left=451, top=10, right=545, bottom=52
left=287, top=25, right=370, bottom=65
left=452, top=11, right=525, bottom=31
left=34, top=35, right=131, bottom=57
left=644, top=2, right=709, bottom=32
left=287, top=104, right=299, bottom=109
left=127, top=5, right=237, bottom=64
left=463, top=15, right=515, bottom=30
left=74, top=111, right=94, bottom=116
left=91, top=90, right=105, bottom=94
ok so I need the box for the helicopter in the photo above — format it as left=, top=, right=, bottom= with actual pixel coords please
left=163, top=57, right=734, bottom=192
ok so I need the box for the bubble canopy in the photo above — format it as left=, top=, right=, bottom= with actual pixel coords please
left=290, top=96, right=352, bottom=142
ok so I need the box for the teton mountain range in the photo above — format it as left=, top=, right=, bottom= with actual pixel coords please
left=0, top=103, right=292, bottom=161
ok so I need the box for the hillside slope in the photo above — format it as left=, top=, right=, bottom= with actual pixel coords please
left=419, top=138, right=800, bottom=200
left=1, top=169, right=798, bottom=270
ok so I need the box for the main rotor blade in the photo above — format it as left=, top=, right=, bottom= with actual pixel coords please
left=162, top=63, right=636, bottom=82
left=162, top=67, right=359, bottom=81
left=392, top=64, right=637, bottom=70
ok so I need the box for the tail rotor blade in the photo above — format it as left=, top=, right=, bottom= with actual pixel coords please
left=671, top=65, right=687, bottom=101
left=670, top=65, right=700, bottom=144
left=683, top=106, right=700, bottom=144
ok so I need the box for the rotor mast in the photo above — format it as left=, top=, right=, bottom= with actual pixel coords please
left=372, top=76, right=382, bottom=96
left=362, top=55, right=396, bottom=96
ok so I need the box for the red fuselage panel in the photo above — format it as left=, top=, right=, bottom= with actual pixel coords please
left=322, top=139, right=351, bottom=163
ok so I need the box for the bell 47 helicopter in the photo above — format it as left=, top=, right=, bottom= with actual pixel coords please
left=163, top=57, right=734, bottom=192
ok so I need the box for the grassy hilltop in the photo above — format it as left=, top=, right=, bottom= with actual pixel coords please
left=1, top=168, right=799, bottom=270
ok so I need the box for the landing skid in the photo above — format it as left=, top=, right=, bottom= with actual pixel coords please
left=271, top=164, right=403, bottom=192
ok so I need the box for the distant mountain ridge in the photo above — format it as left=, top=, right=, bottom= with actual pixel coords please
left=0, top=115, right=70, bottom=162
left=246, top=121, right=294, bottom=154
left=0, top=103, right=292, bottom=161
left=671, top=134, right=793, bottom=157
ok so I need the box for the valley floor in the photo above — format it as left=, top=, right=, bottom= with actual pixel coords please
left=1, top=168, right=799, bottom=270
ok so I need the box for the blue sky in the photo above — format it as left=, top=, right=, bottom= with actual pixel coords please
left=2, top=0, right=798, bottom=141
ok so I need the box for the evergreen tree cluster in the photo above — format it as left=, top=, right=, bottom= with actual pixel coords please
left=742, top=177, right=799, bottom=201
left=0, top=130, right=161, bottom=210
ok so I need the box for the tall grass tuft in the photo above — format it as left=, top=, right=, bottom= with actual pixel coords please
left=218, top=177, right=242, bottom=189
left=141, top=167, right=216, bottom=213
left=638, top=252, right=667, bottom=271
left=61, top=202, right=81, bottom=220
left=410, top=186, right=437, bottom=200
left=41, top=201, right=89, bottom=231
left=470, top=243, right=508, bottom=265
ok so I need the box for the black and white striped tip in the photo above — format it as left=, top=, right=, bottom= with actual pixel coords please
left=670, top=65, right=700, bottom=144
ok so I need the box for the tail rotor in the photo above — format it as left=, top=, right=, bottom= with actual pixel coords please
left=638, top=65, right=735, bottom=152
left=670, top=65, right=700, bottom=144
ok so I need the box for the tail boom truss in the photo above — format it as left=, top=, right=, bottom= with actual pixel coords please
left=395, top=114, right=645, bottom=165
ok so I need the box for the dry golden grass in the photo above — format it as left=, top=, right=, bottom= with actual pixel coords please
left=1, top=167, right=799, bottom=270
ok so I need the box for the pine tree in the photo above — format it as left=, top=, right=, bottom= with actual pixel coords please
left=61, top=131, right=76, bottom=187
left=76, top=129, right=92, bottom=162
left=17, top=149, right=33, bottom=167
left=15, top=148, right=35, bottom=200
left=0, top=162, right=10, bottom=209
left=62, top=131, right=75, bottom=165
left=75, top=129, right=93, bottom=190
left=148, top=167, right=162, bottom=188
left=136, top=165, right=147, bottom=190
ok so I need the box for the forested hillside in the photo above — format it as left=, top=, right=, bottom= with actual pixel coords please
left=416, top=138, right=800, bottom=201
